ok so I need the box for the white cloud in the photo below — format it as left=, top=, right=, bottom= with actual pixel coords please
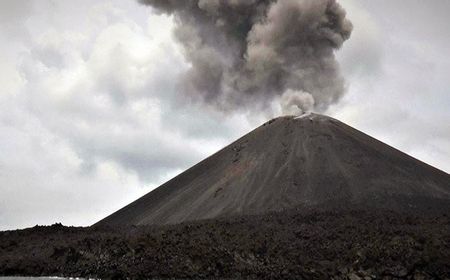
left=333, top=0, right=450, bottom=173
left=0, top=0, right=254, bottom=230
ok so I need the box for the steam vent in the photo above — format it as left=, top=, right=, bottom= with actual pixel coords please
left=97, top=114, right=450, bottom=226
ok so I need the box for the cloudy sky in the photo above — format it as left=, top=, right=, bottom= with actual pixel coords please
left=0, top=0, right=449, bottom=230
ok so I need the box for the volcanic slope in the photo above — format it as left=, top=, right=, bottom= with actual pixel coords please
left=96, top=114, right=450, bottom=226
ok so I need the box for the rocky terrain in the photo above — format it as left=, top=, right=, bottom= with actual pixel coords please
left=1, top=206, right=449, bottom=279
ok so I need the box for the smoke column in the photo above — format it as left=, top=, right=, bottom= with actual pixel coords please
left=140, top=0, right=352, bottom=115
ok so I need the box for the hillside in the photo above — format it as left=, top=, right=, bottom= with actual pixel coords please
left=96, top=114, right=450, bottom=226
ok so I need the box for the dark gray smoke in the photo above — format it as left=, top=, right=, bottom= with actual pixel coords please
left=140, top=0, right=352, bottom=115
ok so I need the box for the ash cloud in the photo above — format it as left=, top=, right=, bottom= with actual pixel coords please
left=281, top=90, right=315, bottom=116
left=140, top=0, right=352, bottom=114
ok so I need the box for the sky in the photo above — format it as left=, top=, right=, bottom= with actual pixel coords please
left=0, top=0, right=449, bottom=230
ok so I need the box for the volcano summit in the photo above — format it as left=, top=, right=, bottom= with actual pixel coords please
left=2, top=114, right=450, bottom=279
left=97, top=114, right=450, bottom=226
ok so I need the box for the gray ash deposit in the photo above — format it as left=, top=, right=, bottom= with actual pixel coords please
left=97, top=114, right=450, bottom=226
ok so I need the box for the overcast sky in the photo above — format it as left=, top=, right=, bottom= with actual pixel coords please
left=0, top=0, right=449, bottom=230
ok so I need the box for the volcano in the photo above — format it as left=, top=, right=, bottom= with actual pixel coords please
left=96, top=114, right=450, bottom=226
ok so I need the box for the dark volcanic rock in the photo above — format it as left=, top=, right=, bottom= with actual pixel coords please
left=96, top=114, right=450, bottom=226
left=1, top=209, right=449, bottom=279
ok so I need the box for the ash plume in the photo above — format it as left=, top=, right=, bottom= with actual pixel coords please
left=140, top=0, right=352, bottom=114
left=281, top=90, right=315, bottom=116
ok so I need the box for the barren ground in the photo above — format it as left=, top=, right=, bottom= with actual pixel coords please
left=1, top=207, right=449, bottom=279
